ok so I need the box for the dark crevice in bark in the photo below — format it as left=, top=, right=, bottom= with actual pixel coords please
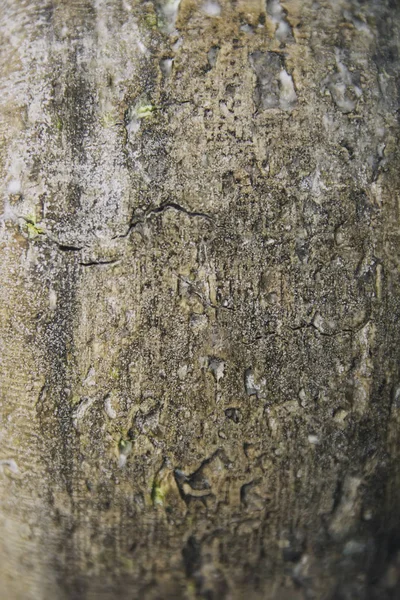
left=113, top=201, right=215, bottom=239
left=79, top=258, right=121, bottom=267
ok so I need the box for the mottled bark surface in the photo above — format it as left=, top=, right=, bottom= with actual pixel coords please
left=1, top=1, right=400, bottom=598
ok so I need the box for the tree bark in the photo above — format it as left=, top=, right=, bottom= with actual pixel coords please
left=1, top=1, right=400, bottom=598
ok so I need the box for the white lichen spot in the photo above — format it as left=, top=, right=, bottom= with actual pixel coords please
left=0, top=199, right=17, bottom=223
left=118, top=439, right=132, bottom=468
left=219, top=101, right=232, bottom=119
left=207, top=46, right=219, bottom=68
left=136, top=40, right=148, bottom=55
left=312, top=312, right=325, bottom=333
left=122, top=0, right=132, bottom=11
left=172, top=37, right=183, bottom=52
left=310, top=169, right=328, bottom=198
left=126, top=116, right=140, bottom=141
left=329, top=82, right=355, bottom=113
left=393, top=385, right=400, bottom=409
left=177, top=364, right=188, bottom=381
left=73, top=397, right=96, bottom=431
left=267, top=0, right=293, bottom=42
left=323, top=49, right=360, bottom=114
left=240, top=23, right=254, bottom=34
left=375, top=263, right=383, bottom=301
left=298, top=388, right=308, bottom=407
left=351, top=322, right=375, bottom=415
left=201, top=1, right=221, bottom=17
left=293, top=555, right=311, bottom=583
left=104, top=395, right=117, bottom=419
left=159, top=0, right=182, bottom=34
left=49, top=288, right=57, bottom=311
left=279, top=70, right=297, bottom=110
left=343, top=10, right=372, bottom=36
left=307, top=434, right=319, bottom=445
left=199, top=356, right=209, bottom=369
left=244, top=367, right=259, bottom=397
left=83, top=366, right=96, bottom=387
left=209, top=357, right=225, bottom=382
left=7, top=180, right=21, bottom=194
left=0, top=459, right=19, bottom=474
left=363, top=508, right=373, bottom=521
left=343, top=540, right=366, bottom=556
left=160, top=58, right=173, bottom=77
left=329, top=476, right=362, bottom=540
left=265, top=407, right=279, bottom=438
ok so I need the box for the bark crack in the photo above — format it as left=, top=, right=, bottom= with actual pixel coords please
left=79, top=258, right=121, bottom=267
left=113, top=201, right=215, bottom=240
left=287, top=313, right=371, bottom=337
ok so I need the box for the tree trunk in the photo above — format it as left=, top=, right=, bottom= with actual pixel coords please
left=1, top=1, right=400, bottom=598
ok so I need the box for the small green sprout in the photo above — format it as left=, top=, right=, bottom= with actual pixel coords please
left=100, top=111, right=120, bottom=128
left=118, top=439, right=132, bottom=456
left=151, top=479, right=165, bottom=506
left=143, top=12, right=158, bottom=29
left=118, top=438, right=133, bottom=468
left=71, top=394, right=81, bottom=406
left=110, top=367, right=120, bottom=380
left=24, top=214, right=45, bottom=239
left=136, top=104, right=157, bottom=119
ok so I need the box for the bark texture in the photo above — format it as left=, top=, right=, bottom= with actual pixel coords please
left=1, top=1, right=400, bottom=598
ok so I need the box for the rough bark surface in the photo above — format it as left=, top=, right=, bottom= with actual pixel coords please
left=1, top=1, right=400, bottom=598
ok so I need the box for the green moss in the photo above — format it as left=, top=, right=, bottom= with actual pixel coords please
left=55, top=116, right=63, bottom=131
left=71, top=394, right=81, bottom=406
left=24, top=214, right=45, bottom=239
left=100, top=111, right=119, bottom=128
left=151, top=479, right=166, bottom=506
left=110, top=367, right=120, bottom=380
left=120, top=556, right=135, bottom=570
left=26, top=222, right=44, bottom=238
left=136, top=103, right=157, bottom=119
left=118, top=439, right=132, bottom=456
left=143, top=12, right=158, bottom=29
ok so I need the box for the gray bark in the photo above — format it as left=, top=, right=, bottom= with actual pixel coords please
left=1, top=1, right=400, bottom=598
